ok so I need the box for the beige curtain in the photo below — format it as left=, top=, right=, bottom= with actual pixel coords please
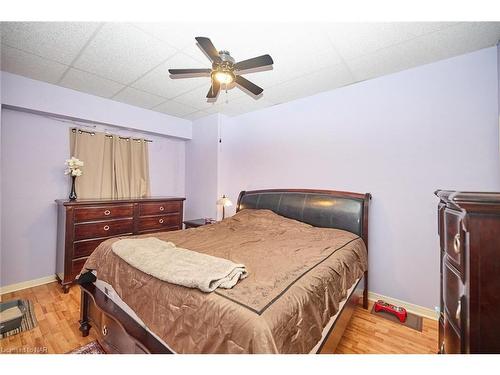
left=115, top=138, right=150, bottom=198
left=70, top=129, right=150, bottom=199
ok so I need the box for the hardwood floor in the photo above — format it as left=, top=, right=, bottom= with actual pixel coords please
left=331, top=303, right=438, bottom=354
left=0, top=281, right=437, bottom=354
left=0, top=282, right=97, bottom=354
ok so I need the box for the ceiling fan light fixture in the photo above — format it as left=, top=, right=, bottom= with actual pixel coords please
left=170, top=37, right=273, bottom=100
left=213, top=70, right=235, bottom=85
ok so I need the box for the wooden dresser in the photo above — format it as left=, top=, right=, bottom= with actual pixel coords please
left=436, top=190, right=500, bottom=353
left=55, top=197, right=185, bottom=293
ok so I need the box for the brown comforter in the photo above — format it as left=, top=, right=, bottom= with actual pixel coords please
left=83, top=209, right=367, bottom=353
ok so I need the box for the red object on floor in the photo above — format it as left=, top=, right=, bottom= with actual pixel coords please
left=374, top=300, right=407, bottom=323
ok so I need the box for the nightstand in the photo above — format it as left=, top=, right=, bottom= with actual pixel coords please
left=183, top=218, right=214, bottom=229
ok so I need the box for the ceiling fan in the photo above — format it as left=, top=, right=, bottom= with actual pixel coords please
left=168, top=37, right=274, bottom=100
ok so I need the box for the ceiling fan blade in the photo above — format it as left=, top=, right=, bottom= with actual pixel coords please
left=168, top=68, right=211, bottom=75
left=234, top=54, right=273, bottom=71
left=235, top=75, right=263, bottom=96
left=195, top=37, right=221, bottom=62
left=206, top=80, right=221, bottom=99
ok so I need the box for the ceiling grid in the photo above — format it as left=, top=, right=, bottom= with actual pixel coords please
left=1, top=22, right=499, bottom=119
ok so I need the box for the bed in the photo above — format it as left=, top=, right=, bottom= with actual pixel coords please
left=78, top=188, right=371, bottom=354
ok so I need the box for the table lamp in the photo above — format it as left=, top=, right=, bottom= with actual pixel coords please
left=216, top=195, right=233, bottom=219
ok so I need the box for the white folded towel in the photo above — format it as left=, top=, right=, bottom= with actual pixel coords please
left=112, top=237, right=247, bottom=292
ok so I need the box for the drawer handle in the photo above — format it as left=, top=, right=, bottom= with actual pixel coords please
left=159, top=219, right=164, bottom=224
left=103, top=225, right=110, bottom=231
left=159, top=206, right=165, bottom=211
left=456, top=299, right=461, bottom=324
left=104, top=210, right=111, bottom=216
left=102, top=325, right=108, bottom=336
left=453, top=234, right=461, bottom=254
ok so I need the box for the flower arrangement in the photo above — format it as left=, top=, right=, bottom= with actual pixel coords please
left=65, top=157, right=84, bottom=200
left=65, top=157, right=84, bottom=177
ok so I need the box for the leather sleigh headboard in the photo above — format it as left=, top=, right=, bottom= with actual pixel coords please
left=237, top=189, right=371, bottom=246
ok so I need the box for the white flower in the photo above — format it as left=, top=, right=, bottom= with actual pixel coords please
left=64, top=157, right=84, bottom=176
left=71, top=168, right=82, bottom=177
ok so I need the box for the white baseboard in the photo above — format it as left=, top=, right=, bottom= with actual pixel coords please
left=368, top=291, right=438, bottom=321
left=0, top=275, right=57, bottom=295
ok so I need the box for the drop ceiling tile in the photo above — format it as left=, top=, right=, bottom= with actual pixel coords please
left=184, top=110, right=211, bottom=121
left=0, top=44, right=68, bottom=83
left=264, top=63, right=354, bottom=104
left=235, top=60, right=323, bottom=92
left=59, top=68, right=125, bottom=98
left=347, top=22, right=500, bottom=82
left=262, top=24, right=344, bottom=73
left=180, top=43, right=213, bottom=65
left=132, top=52, right=209, bottom=98
left=173, top=84, right=246, bottom=111
left=419, top=22, right=500, bottom=59
left=171, top=86, right=219, bottom=111
left=133, top=22, right=212, bottom=50
left=214, top=95, right=276, bottom=117
left=1, top=22, right=100, bottom=65
left=73, top=23, right=177, bottom=84
left=152, top=100, right=199, bottom=118
left=201, top=105, right=221, bottom=115
left=324, top=22, right=459, bottom=60
left=112, top=87, right=166, bottom=109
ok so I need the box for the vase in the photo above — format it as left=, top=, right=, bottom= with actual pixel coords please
left=69, top=175, right=77, bottom=201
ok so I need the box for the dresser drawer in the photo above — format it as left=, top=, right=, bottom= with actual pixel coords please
left=74, top=204, right=134, bottom=223
left=443, top=208, right=465, bottom=272
left=443, top=260, right=464, bottom=332
left=100, top=313, right=137, bottom=354
left=138, top=215, right=180, bottom=232
left=139, top=201, right=181, bottom=216
left=74, top=238, right=108, bottom=259
left=75, top=219, right=134, bottom=241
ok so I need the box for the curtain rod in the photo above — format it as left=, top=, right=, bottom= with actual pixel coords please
left=72, top=128, right=153, bottom=143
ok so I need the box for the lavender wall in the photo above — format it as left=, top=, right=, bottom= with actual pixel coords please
left=1, top=72, right=192, bottom=139
left=498, top=43, right=500, bottom=125
left=0, top=108, right=186, bottom=286
left=184, top=114, right=221, bottom=221
left=0, top=72, right=3, bottom=283
left=217, top=47, right=500, bottom=309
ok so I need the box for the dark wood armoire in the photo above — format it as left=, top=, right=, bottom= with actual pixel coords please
left=436, top=190, right=500, bottom=353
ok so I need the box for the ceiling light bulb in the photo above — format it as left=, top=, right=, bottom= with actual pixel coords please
left=214, top=71, right=234, bottom=84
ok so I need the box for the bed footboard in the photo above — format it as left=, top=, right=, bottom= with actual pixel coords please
left=79, top=278, right=171, bottom=354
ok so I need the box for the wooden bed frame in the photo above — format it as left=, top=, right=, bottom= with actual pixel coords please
left=79, top=188, right=371, bottom=354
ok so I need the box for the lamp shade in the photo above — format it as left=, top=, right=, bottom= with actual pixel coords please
left=216, top=195, right=233, bottom=207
